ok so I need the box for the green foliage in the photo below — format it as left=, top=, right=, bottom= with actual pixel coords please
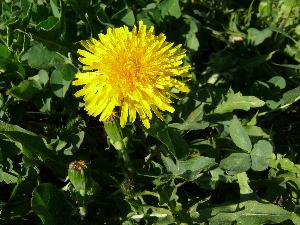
left=215, top=89, right=265, bottom=114
left=229, top=115, right=252, bottom=152
left=220, top=153, right=251, bottom=174
left=0, top=0, right=300, bottom=224
left=32, top=183, right=74, bottom=225
left=250, top=140, right=273, bottom=171
left=247, top=28, right=273, bottom=46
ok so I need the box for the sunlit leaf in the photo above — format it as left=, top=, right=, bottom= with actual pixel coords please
left=229, top=116, right=252, bottom=152
left=215, top=90, right=265, bottom=114
left=250, top=140, right=273, bottom=171
left=220, top=153, right=251, bottom=174
left=247, top=28, right=272, bottom=46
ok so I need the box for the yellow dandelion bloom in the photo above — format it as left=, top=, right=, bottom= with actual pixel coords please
left=72, top=21, right=191, bottom=129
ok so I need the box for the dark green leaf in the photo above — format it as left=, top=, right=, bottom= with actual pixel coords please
left=50, top=64, right=77, bottom=98
left=168, top=121, right=209, bottom=131
left=271, top=154, right=300, bottom=174
left=281, top=85, right=300, bottom=108
left=0, top=169, right=18, bottom=184
left=215, top=90, right=265, bottom=114
left=229, top=116, right=252, bottom=152
left=237, top=172, right=253, bottom=195
left=207, top=201, right=296, bottom=225
left=220, top=153, right=251, bottom=174
left=161, top=154, right=215, bottom=180
left=268, top=76, right=286, bottom=89
left=247, top=28, right=273, bottom=46
left=0, top=43, right=11, bottom=59
left=273, top=63, right=300, bottom=70
left=186, top=104, right=204, bottom=122
left=148, top=118, right=189, bottom=159
left=186, top=33, right=199, bottom=51
left=50, top=0, right=61, bottom=18
left=112, top=8, right=135, bottom=26
left=32, top=183, right=74, bottom=225
left=21, top=44, right=64, bottom=69
left=250, top=140, right=273, bottom=171
left=245, top=126, right=269, bottom=138
left=36, top=16, right=59, bottom=31
left=0, top=121, right=54, bottom=160
left=8, top=79, right=42, bottom=100
left=34, top=94, right=51, bottom=112
left=158, top=0, right=181, bottom=19
left=96, top=5, right=113, bottom=26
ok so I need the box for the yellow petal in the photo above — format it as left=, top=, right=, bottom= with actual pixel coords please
left=100, top=97, right=117, bottom=121
left=120, top=100, right=129, bottom=127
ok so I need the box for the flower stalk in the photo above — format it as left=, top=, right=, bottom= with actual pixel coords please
left=103, top=116, right=133, bottom=173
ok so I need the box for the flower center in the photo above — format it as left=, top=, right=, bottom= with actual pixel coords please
left=107, top=49, right=149, bottom=94
left=123, top=60, right=139, bottom=78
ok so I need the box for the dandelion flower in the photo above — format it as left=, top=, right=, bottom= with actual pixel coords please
left=73, top=21, right=190, bottom=128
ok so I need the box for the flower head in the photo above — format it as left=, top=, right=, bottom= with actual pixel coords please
left=73, top=21, right=190, bottom=128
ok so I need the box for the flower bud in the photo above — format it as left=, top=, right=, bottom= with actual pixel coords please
left=68, top=160, right=88, bottom=196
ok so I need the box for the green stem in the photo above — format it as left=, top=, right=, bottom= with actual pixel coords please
left=103, top=119, right=134, bottom=173
left=120, top=147, right=133, bottom=173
